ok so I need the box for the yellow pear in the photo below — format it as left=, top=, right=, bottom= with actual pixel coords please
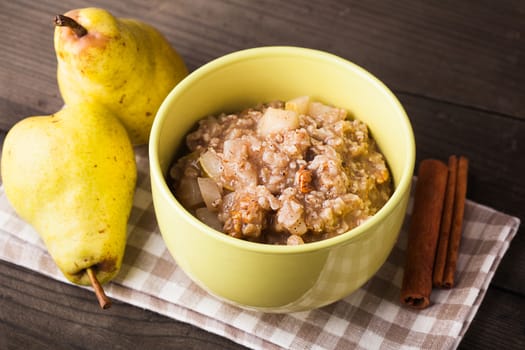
left=54, top=7, right=188, bottom=145
left=1, top=102, right=137, bottom=307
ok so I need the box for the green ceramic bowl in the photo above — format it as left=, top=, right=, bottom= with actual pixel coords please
left=149, top=46, right=415, bottom=312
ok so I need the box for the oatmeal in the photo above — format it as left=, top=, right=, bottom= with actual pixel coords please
left=169, top=96, right=393, bottom=245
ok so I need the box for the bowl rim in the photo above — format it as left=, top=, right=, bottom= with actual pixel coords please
left=149, top=46, right=415, bottom=254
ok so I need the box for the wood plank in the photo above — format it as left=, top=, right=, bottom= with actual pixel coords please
left=0, top=260, right=247, bottom=350
left=1, top=0, right=524, bottom=131
left=459, top=287, right=525, bottom=349
left=398, top=93, right=525, bottom=220
left=492, top=231, right=525, bottom=295
left=1, top=259, right=524, bottom=349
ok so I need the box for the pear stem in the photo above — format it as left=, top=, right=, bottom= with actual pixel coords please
left=86, top=267, right=112, bottom=309
left=54, top=14, right=88, bottom=38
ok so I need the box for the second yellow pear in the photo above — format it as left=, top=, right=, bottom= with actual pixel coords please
left=54, top=7, right=188, bottom=145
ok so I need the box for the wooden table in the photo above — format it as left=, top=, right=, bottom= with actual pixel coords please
left=1, top=1, right=523, bottom=349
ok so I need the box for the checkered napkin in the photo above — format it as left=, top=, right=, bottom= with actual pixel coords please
left=0, top=146, right=520, bottom=350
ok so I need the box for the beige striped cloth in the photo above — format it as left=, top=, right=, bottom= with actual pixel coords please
left=0, top=146, right=519, bottom=350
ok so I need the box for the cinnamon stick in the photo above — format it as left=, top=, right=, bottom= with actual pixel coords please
left=432, top=155, right=458, bottom=287
left=400, top=159, right=448, bottom=309
left=442, top=156, right=469, bottom=288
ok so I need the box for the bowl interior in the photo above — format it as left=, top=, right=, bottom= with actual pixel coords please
left=151, top=46, right=415, bottom=249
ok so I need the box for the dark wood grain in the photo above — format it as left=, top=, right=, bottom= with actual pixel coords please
left=1, top=0, right=524, bottom=129
left=460, top=287, right=525, bottom=350
left=0, top=0, right=523, bottom=349
left=0, top=260, right=247, bottom=350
